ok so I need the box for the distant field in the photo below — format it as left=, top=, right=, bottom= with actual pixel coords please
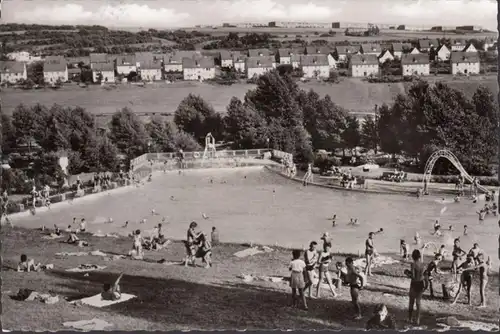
left=2, top=76, right=496, bottom=123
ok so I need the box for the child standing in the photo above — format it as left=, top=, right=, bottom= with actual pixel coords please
left=133, top=229, right=144, bottom=258
left=424, top=254, right=443, bottom=298
left=289, top=249, right=308, bottom=310
left=345, top=257, right=365, bottom=320
left=400, top=240, right=410, bottom=260
left=211, top=226, right=219, bottom=245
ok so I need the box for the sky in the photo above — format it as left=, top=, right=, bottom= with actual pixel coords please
left=1, top=0, right=497, bottom=30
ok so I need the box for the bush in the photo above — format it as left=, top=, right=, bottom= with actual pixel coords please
left=314, top=155, right=341, bottom=172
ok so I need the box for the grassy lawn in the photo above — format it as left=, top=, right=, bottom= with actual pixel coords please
left=2, top=227, right=498, bottom=331
left=2, top=75, right=496, bottom=117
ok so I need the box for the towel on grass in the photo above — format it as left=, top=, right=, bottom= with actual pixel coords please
left=63, top=318, right=113, bottom=331
left=56, top=250, right=108, bottom=257
left=70, top=293, right=136, bottom=308
left=66, top=264, right=107, bottom=272
left=233, top=247, right=264, bottom=258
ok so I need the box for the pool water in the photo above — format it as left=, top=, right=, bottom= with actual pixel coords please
left=9, top=166, right=499, bottom=264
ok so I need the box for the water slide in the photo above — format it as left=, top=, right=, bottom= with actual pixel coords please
left=423, top=149, right=491, bottom=194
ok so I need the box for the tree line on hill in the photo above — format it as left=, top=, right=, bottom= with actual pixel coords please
left=0, top=70, right=497, bottom=194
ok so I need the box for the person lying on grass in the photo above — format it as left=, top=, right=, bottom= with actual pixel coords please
left=289, top=249, right=308, bottom=310
left=345, top=257, right=365, bottom=320
left=366, top=304, right=396, bottom=330
left=195, top=233, right=212, bottom=268
left=101, top=273, right=123, bottom=301
left=17, top=254, right=42, bottom=272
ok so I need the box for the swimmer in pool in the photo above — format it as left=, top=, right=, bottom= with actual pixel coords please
left=414, top=232, right=421, bottom=245
left=454, top=194, right=460, bottom=203
left=448, top=225, right=453, bottom=231
left=463, top=225, right=468, bottom=236
left=330, top=214, right=337, bottom=227
left=432, top=220, right=441, bottom=236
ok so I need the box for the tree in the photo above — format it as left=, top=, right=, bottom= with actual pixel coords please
left=109, top=107, right=149, bottom=159
left=223, top=97, right=267, bottom=149
left=0, top=113, right=16, bottom=154
left=145, top=116, right=172, bottom=152
left=361, top=115, right=379, bottom=153
left=341, top=116, right=361, bottom=156
left=377, top=103, right=403, bottom=157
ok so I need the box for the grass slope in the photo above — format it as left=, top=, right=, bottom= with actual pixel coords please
left=1, top=227, right=498, bottom=331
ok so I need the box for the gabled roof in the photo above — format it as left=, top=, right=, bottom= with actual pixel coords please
left=300, top=54, right=329, bottom=66
left=90, top=53, right=108, bottom=63
left=135, top=52, right=154, bottom=64
left=361, top=43, right=381, bottom=54
left=291, top=54, right=301, bottom=62
left=66, top=56, right=90, bottom=65
left=336, top=45, right=361, bottom=55
left=44, top=55, right=66, bottom=64
left=92, top=62, right=114, bottom=72
left=437, top=44, right=450, bottom=53
left=248, top=49, right=271, bottom=57
left=220, top=50, right=242, bottom=61
left=141, top=61, right=162, bottom=70
left=232, top=53, right=246, bottom=63
left=182, top=56, right=215, bottom=69
left=246, top=56, right=274, bottom=68
left=401, top=54, right=429, bottom=65
left=305, top=46, right=331, bottom=55
left=115, top=54, right=136, bottom=66
left=0, top=61, right=25, bottom=74
left=418, top=39, right=439, bottom=49
left=349, top=54, right=379, bottom=65
left=278, top=48, right=293, bottom=57
left=450, top=52, right=480, bottom=63
left=44, top=62, right=67, bottom=72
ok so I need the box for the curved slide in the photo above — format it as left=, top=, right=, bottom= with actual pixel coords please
left=423, top=149, right=491, bottom=194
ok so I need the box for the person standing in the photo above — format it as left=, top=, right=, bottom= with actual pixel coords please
left=315, top=242, right=338, bottom=298
left=424, top=254, right=443, bottom=298
left=289, top=249, right=308, bottom=310
left=211, top=226, right=219, bottom=245
left=451, top=238, right=466, bottom=280
left=408, top=249, right=426, bottom=326
left=345, top=257, right=365, bottom=320
left=303, top=241, right=318, bottom=298
left=364, top=232, right=375, bottom=277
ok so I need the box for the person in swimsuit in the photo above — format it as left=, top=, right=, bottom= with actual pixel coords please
left=102, top=273, right=123, bottom=301
left=475, top=254, right=489, bottom=308
left=17, top=254, right=41, bottom=272
left=451, top=238, right=466, bottom=280
left=436, top=244, right=447, bottom=259
left=303, top=241, right=318, bottom=298
left=132, top=229, right=144, bottom=258
left=414, top=232, right=421, bottom=245
left=331, top=214, right=337, bottom=227
left=364, top=232, right=375, bottom=277
left=451, top=255, right=475, bottom=305
left=185, top=222, right=201, bottom=266
left=468, top=243, right=483, bottom=265
left=345, top=257, right=365, bottom=320
left=195, top=233, right=212, bottom=268
left=424, top=254, right=443, bottom=298
left=463, top=225, right=468, bottom=236
left=289, top=249, right=308, bottom=310
left=315, top=242, right=338, bottom=298
left=79, top=218, right=87, bottom=233
left=400, top=240, right=410, bottom=260
left=366, top=304, right=396, bottom=330
left=408, top=249, right=426, bottom=326
left=433, top=220, right=441, bottom=236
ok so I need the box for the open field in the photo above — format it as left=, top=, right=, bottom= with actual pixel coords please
left=2, top=75, right=496, bottom=117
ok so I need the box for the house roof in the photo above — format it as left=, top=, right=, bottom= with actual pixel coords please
left=135, top=52, right=154, bottom=64
left=182, top=56, right=215, bottom=69
left=392, top=43, right=404, bottom=52
left=246, top=56, right=274, bottom=68
left=418, top=39, right=439, bottom=49
left=361, top=44, right=381, bottom=54
left=300, top=54, right=329, bottom=66
left=141, top=61, right=162, bottom=70
left=450, top=52, right=480, bottom=63
left=0, top=61, right=25, bottom=74
left=248, top=49, right=271, bottom=57
left=349, top=54, right=379, bottom=65
left=437, top=44, right=450, bottom=53
left=232, top=53, right=246, bottom=63
left=115, top=54, right=136, bottom=66
left=291, top=54, right=301, bottom=62
left=401, top=54, right=430, bottom=65
left=305, top=46, right=331, bottom=55
left=92, top=62, right=114, bottom=71
left=220, top=50, right=242, bottom=61
left=66, top=56, right=90, bottom=65
left=90, top=53, right=108, bottom=63
left=44, top=55, right=66, bottom=64
left=336, top=45, right=361, bottom=55
left=68, top=68, right=81, bottom=74
left=44, top=62, right=67, bottom=72
left=278, top=48, right=293, bottom=57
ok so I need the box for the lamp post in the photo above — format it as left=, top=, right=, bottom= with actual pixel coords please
left=266, top=138, right=270, bottom=150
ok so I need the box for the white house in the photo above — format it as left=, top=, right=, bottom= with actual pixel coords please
left=378, top=50, right=394, bottom=63
left=232, top=54, right=246, bottom=72
left=163, top=53, right=183, bottom=72
left=6, top=51, right=41, bottom=63
left=219, top=50, right=240, bottom=68
left=140, top=61, right=162, bottom=81
left=89, top=53, right=109, bottom=69
left=361, top=43, right=382, bottom=56
left=115, top=55, right=137, bottom=75
left=277, top=48, right=293, bottom=64
left=182, top=57, right=216, bottom=81
left=335, top=45, right=361, bottom=62
left=291, top=54, right=301, bottom=69
left=451, top=40, right=466, bottom=52
left=246, top=56, right=275, bottom=79
left=0, top=61, right=27, bottom=84
left=450, top=52, right=480, bottom=75
left=401, top=54, right=430, bottom=76
left=43, top=62, right=68, bottom=83
left=300, top=54, right=330, bottom=78
left=463, top=43, right=478, bottom=53
left=92, top=62, right=115, bottom=83
left=349, top=54, right=379, bottom=77
left=410, top=47, right=421, bottom=54
left=436, top=45, right=451, bottom=61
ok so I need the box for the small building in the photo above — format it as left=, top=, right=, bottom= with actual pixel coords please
left=66, top=56, right=90, bottom=67
left=115, top=55, right=137, bottom=75
left=277, top=48, right=293, bottom=64
left=68, top=67, right=81, bottom=80
left=6, top=51, right=42, bottom=63
left=436, top=45, right=451, bottom=61
left=163, top=53, right=183, bottom=72
left=89, top=53, right=109, bottom=69
left=418, top=39, right=439, bottom=52
left=182, top=57, right=216, bottom=81
left=246, top=56, right=275, bottom=79
left=335, top=45, right=361, bottom=62
left=378, top=50, right=394, bottom=63
left=43, top=62, right=68, bottom=84
left=410, top=47, right=421, bottom=54
left=232, top=53, right=246, bottom=73
left=140, top=61, right=162, bottom=81
left=361, top=43, right=382, bottom=56
left=463, top=43, right=478, bottom=53
left=450, top=52, right=480, bottom=75
left=349, top=54, right=379, bottom=77
left=220, top=50, right=242, bottom=68
left=135, top=52, right=154, bottom=68
left=0, top=61, right=27, bottom=84
left=331, top=22, right=340, bottom=28
left=92, top=62, right=115, bottom=83
left=450, top=40, right=466, bottom=52
left=401, top=54, right=430, bottom=76
left=300, top=54, right=330, bottom=78
left=291, top=54, right=301, bottom=69
left=305, top=46, right=331, bottom=55
left=391, top=43, right=404, bottom=59
left=248, top=49, right=271, bottom=57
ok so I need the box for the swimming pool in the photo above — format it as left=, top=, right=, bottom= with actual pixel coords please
left=9, top=166, right=499, bottom=265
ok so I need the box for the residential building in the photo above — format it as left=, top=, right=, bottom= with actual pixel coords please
left=436, top=45, right=451, bottom=61
left=68, top=68, right=81, bottom=80
left=115, top=55, right=137, bottom=75
left=44, top=55, right=65, bottom=64
left=135, top=52, right=154, bottom=68
left=163, top=53, right=183, bottom=72
left=66, top=56, right=90, bottom=67
left=349, top=54, right=379, bottom=77
left=140, top=61, right=162, bottom=81
left=361, top=43, right=382, bottom=56
left=220, top=50, right=242, bottom=68
left=277, top=48, right=293, bottom=64
left=89, top=53, right=109, bottom=69
left=463, top=43, right=478, bottom=53
left=246, top=56, right=275, bottom=79
left=335, top=45, right=361, bottom=62
left=300, top=55, right=330, bottom=78
left=0, top=61, right=27, bottom=84
left=6, top=51, right=41, bottom=63
left=182, top=57, right=216, bottom=81
left=450, top=52, right=480, bottom=75
left=305, top=46, right=331, bottom=55
left=410, top=47, right=421, bottom=54
left=418, top=39, right=439, bottom=52
left=92, top=62, right=115, bottom=83
left=232, top=54, right=246, bottom=72
left=401, top=54, right=430, bottom=76
left=291, top=54, right=301, bottom=69
left=43, top=61, right=68, bottom=84
left=391, top=43, right=404, bottom=59
left=248, top=49, right=271, bottom=57
left=378, top=50, right=394, bottom=63
left=450, top=40, right=466, bottom=52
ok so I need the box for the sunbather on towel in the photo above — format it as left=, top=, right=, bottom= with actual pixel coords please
left=101, top=273, right=123, bottom=301
left=17, top=254, right=41, bottom=272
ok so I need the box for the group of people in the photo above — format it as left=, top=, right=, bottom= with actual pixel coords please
left=183, top=222, right=216, bottom=268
